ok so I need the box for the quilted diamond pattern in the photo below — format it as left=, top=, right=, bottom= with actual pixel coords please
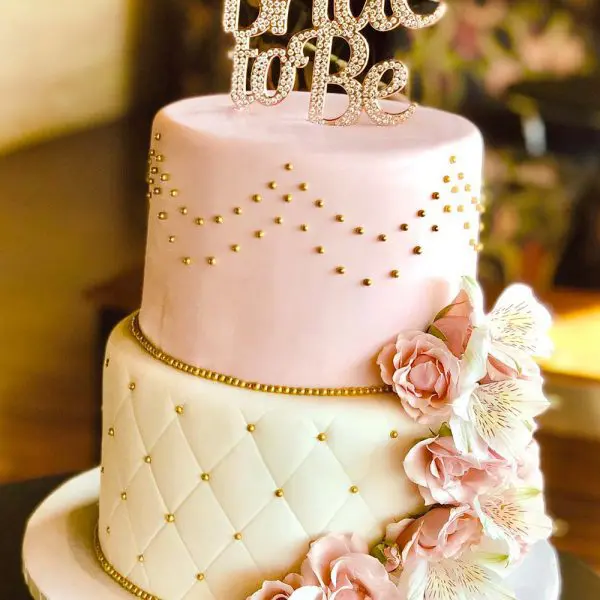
left=98, top=320, right=428, bottom=600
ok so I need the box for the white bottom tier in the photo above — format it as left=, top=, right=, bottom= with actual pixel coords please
left=98, top=319, right=429, bottom=600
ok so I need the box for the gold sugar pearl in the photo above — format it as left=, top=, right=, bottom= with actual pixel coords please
left=477, top=204, right=486, bottom=214
left=170, top=189, right=179, bottom=197
left=175, top=405, right=185, bottom=415
left=182, top=257, right=192, bottom=265
left=299, top=183, right=309, bottom=191
left=450, top=156, right=457, bottom=164
left=195, top=217, right=205, bottom=226
left=146, top=191, right=152, bottom=200
left=472, top=196, right=479, bottom=205
left=443, top=175, right=451, bottom=183
left=362, top=278, right=373, bottom=287
left=476, top=243, right=484, bottom=252
left=196, top=573, right=206, bottom=582
left=231, top=244, right=240, bottom=253
left=284, top=163, right=294, bottom=171
left=108, top=427, right=115, bottom=437
left=390, top=270, right=400, bottom=279
left=105, top=358, right=110, bottom=367
left=247, top=424, right=256, bottom=432
left=457, top=205, right=465, bottom=213
left=300, top=224, right=309, bottom=232
left=168, top=235, right=176, bottom=243
left=156, top=155, right=164, bottom=162
left=253, top=194, right=262, bottom=203
left=336, top=214, right=345, bottom=223
left=432, top=192, right=440, bottom=200
left=161, top=173, right=170, bottom=182
left=469, top=239, right=477, bottom=247
left=413, top=246, right=423, bottom=255
left=138, top=555, right=145, bottom=563
left=444, top=205, right=452, bottom=213
left=417, top=209, right=426, bottom=218
left=154, top=133, right=161, bottom=141
left=144, top=455, right=152, bottom=464
left=349, top=485, right=359, bottom=494
left=316, top=246, right=325, bottom=254
left=268, top=181, right=277, bottom=190
left=458, top=172, right=465, bottom=180
left=451, top=186, right=459, bottom=194
left=390, top=430, right=399, bottom=439
left=400, top=224, right=409, bottom=232
left=121, top=492, right=127, bottom=501
left=255, top=230, right=265, bottom=238
left=315, top=199, right=324, bottom=208
left=180, top=207, right=188, bottom=215
left=465, top=184, right=472, bottom=192
left=100, top=466, right=105, bottom=473
left=354, top=227, right=365, bottom=235
left=317, top=432, right=327, bottom=442
left=284, top=194, right=293, bottom=202
left=148, top=177, right=155, bottom=185
left=201, top=473, right=210, bottom=482
left=234, top=207, right=243, bottom=215
left=150, top=167, right=158, bottom=174
left=158, top=211, right=168, bottom=220
left=336, top=266, right=346, bottom=275
left=149, top=149, right=156, bottom=156
left=464, top=222, right=471, bottom=230
left=234, top=532, right=243, bottom=541
left=214, top=215, right=224, bottom=224
left=106, top=526, right=110, bottom=534
left=480, top=223, right=486, bottom=232
left=378, top=234, right=387, bottom=242
left=165, top=514, right=175, bottom=523
left=275, top=488, right=284, bottom=498
left=431, top=225, right=440, bottom=232
left=129, top=382, right=136, bottom=391
left=275, top=216, right=283, bottom=225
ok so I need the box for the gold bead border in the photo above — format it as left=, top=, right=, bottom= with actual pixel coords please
left=94, top=527, right=162, bottom=600
left=130, top=312, right=392, bottom=397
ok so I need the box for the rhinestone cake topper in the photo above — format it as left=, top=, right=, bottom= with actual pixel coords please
left=223, top=0, right=446, bottom=126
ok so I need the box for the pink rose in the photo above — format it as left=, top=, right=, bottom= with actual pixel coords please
left=301, top=533, right=401, bottom=600
left=429, top=290, right=474, bottom=357
left=386, top=506, right=482, bottom=564
left=404, top=435, right=512, bottom=506
left=377, top=332, right=460, bottom=424
left=248, top=575, right=313, bottom=600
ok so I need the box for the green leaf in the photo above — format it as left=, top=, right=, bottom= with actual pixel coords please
left=432, top=304, right=454, bottom=323
left=438, top=422, right=453, bottom=437
left=371, top=542, right=388, bottom=565
left=427, top=324, right=448, bottom=342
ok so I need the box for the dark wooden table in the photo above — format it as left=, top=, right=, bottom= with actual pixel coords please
left=2, top=474, right=600, bottom=600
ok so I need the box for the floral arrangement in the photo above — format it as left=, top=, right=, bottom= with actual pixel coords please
left=248, top=277, right=553, bottom=600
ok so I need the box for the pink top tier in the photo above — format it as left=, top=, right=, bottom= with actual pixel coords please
left=140, top=93, right=483, bottom=388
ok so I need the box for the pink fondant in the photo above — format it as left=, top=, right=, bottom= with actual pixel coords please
left=140, top=92, right=483, bottom=387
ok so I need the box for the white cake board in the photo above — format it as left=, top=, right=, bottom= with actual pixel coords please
left=22, top=469, right=561, bottom=600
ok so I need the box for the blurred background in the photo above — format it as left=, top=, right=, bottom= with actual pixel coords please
left=1, top=0, right=599, bottom=572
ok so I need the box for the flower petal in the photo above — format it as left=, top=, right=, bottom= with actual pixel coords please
left=460, top=276, right=486, bottom=326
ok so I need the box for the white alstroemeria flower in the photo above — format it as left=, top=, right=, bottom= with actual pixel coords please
left=474, top=488, right=553, bottom=563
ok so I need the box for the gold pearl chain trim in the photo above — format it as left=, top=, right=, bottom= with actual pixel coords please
left=95, top=527, right=162, bottom=600
left=130, top=312, right=392, bottom=396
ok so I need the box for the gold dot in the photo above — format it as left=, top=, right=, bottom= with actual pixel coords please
left=335, top=266, right=346, bottom=275
left=378, top=234, right=387, bottom=242
left=317, top=432, right=327, bottom=442
left=451, top=186, right=459, bottom=194
left=148, top=177, right=155, bottom=185
left=472, top=196, right=479, bottom=205
left=300, top=224, right=309, bottom=232
left=431, top=225, right=440, bottom=232
left=432, top=192, right=440, bottom=200
left=465, top=184, right=472, bottom=192
left=283, top=194, right=293, bottom=202
left=350, top=485, right=359, bottom=494
left=274, top=216, right=283, bottom=224
left=149, top=149, right=156, bottom=156
left=255, top=230, right=265, bottom=239
left=146, top=191, right=152, bottom=200
left=121, top=492, right=127, bottom=501
left=106, top=526, right=110, bottom=534
left=154, top=133, right=161, bottom=141
left=108, top=427, right=115, bottom=437
left=129, top=382, right=136, bottom=391
left=175, top=405, right=184, bottom=415
left=400, top=223, right=409, bottom=231
left=444, top=205, right=452, bottom=213
left=170, top=189, right=179, bottom=197
left=247, top=423, right=256, bottom=432
left=231, top=244, right=240, bottom=253
left=417, top=209, right=426, bottom=218
left=450, top=155, right=457, bottom=164
left=168, top=235, right=176, bottom=243
left=480, top=223, right=486, bottom=232
left=390, top=430, right=399, bottom=439
left=457, top=205, right=465, bottom=213
left=182, top=257, right=192, bottom=265
left=158, top=211, right=168, bottom=220
left=443, top=175, right=451, bottom=183
left=477, top=204, right=486, bottom=214
left=200, top=473, right=210, bottom=482
left=234, top=532, right=243, bottom=541
left=234, top=207, right=242, bottom=215
left=180, top=207, right=188, bottom=215
left=476, top=243, right=484, bottom=252
left=458, top=172, right=465, bottom=180
left=390, top=270, right=400, bottom=278
left=165, top=514, right=175, bottom=523
left=156, top=155, right=164, bottom=162
left=268, top=181, right=277, bottom=190
left=196, top=573, right=206, bottom=582
left=144, top=455, right=152, bottom=464
left=413, top=246, right=423, bottom=255
left=355, top=227, right=365, bottom=235
left=161, top=173, right=170, bottom=182
left=299, top=183, right=308, bottom=191
left=275, top=488, right=284, bottom=498
left=315, top=199, right=324, bottom=208
left=138, top=555, right=145, bottom=563
left=336, top=214, right=345, bottom=223
left=362, top=278, right=373, bottom=287
left=464, top=222, right=471, bottom=230
left=252, top=194, right=262, bottom=203
left=214, top=215, right=223, bottom=224
left=284, top=163, right=294, bottom=171
left=470, top=239, right=477, bottom=247
left=316, top=246, right=325, bottom=254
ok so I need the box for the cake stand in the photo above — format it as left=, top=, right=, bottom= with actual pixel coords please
left=22, top=469, right=561, bottom=600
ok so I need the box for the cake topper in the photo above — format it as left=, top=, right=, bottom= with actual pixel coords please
left=223, top=0, right=446, bottom=126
